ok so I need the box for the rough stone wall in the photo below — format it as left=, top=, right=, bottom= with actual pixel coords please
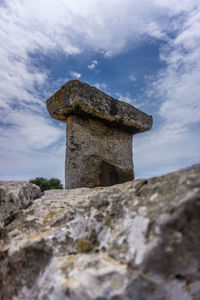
left=0, top=164, right=200, bottom=299
left=66, top=115, right=133, bottom=188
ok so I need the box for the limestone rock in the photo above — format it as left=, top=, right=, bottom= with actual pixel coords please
left=47, top=80, right=153, bottom=189
left=46, top=80, right=153, bottom=133
left=65, top=115, right=133, bottom=189
left=0, top=165, right=200, bottom=299
left=0, top=181, right=41, bottom=228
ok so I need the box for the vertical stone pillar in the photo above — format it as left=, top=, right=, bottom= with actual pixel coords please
left=66, top=115, right=133, bottom=188
left=46, top=80, right=153, bottom=189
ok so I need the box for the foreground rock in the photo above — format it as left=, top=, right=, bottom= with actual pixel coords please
left=0, top=164, right=200, bottom=299
left=0, top=181, right=41, bottom=229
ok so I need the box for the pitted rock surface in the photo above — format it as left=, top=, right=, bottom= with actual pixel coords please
left=46, top=80, right=153, bottom=133
left=0, top=164, right=200, bottom=300
left=0, top=181, right=41, bottom=228
left=65, top=115, right=134, bottom=188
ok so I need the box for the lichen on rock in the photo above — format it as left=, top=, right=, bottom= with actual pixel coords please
left=0, top=164, right=200, bottom=299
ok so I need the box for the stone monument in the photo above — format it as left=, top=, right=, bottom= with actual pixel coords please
left=46, top=80, right=152, bottom=189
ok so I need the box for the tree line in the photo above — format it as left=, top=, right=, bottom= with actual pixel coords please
left=29, top=177, right=63, bottom=192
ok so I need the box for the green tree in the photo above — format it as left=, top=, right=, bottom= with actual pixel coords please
left=29, top=177, right=63, bottom=192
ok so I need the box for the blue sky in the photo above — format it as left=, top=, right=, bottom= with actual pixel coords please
left=0, top=0, right=199, bottom=183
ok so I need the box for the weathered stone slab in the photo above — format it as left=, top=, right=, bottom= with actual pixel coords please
left=47, top=80, right=153, bottom=133
left=0, top=164, right=200, bottom=299
left=46, top=81, right=153, bottom=189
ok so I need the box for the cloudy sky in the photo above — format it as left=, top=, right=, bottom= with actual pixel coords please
left=0, top=0, right=199, bottom=183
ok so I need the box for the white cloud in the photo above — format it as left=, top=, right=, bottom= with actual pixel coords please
left=116, top=93, right=144, bottom=108
left=0, top=109, right=64, bottom=152
left=157, top=15, right=200, bottom=126
left=136, top=4, right=200, bottom=177
left=0, top=108, right=65, bottom=181
left=69, top=71, right=82, bottom=79
left=129, top=73, right=136, bottom=82
left=94, top=82, right=107, bottom=91
left=134, top=123, right=200, bottom=178
left=0, top=142, right=65, bottom=183
left=0, top=0, right=197, bottom=111
left=88, top=60, right=98, bottom=70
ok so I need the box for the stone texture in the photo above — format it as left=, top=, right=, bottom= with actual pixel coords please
left=46, top=80, right=153, bottom=133
left=66, top=115, right=133, bottom=189
left=0, top=181, right=41, bottom=229
left=47, top=80, right=153, bottom=189
left=0, top=164, right=200, bottom=300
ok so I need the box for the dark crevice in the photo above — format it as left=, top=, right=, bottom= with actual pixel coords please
left=3, top=213, right=17, bottom=227
left=175, top=274, right=185, bottom=281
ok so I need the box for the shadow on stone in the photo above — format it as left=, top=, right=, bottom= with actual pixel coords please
left=100, top=161, right=133, bottom=187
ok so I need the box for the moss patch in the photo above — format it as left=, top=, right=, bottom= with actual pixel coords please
left=77, top=238, right=93, bottom=252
